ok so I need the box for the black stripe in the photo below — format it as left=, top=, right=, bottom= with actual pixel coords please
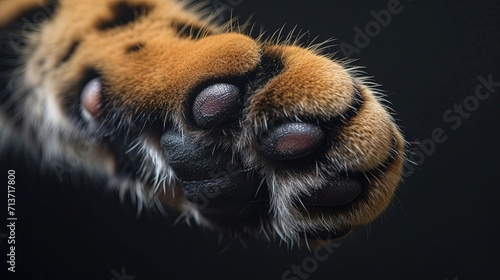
left=57, top=40, right=80, bottom=66
left=244, top=52, right=286, bottom=101
left=97, top=2, right=153, bottom=30
left=322, top=82, right=364, bottom=131
left=366, top=136, right=402, bottom=177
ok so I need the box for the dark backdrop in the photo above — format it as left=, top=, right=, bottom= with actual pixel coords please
left=1, top=0, right=499, bottom=279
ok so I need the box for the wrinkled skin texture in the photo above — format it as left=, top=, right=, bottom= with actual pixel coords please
left=0, top=0, right=405, bottom=244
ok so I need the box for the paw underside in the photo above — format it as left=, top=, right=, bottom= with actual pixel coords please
left=162, top=81, right=361, bottom=220
left=69, top=32, right=401, bottom=243
left=0, top=0, right=402, bottom=245
left=153, top=60, right=373, bottom=240
left=81, top=44, right=402, bottom=243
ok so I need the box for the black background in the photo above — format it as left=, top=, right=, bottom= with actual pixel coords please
left=1, top=0, right=499, bottom=279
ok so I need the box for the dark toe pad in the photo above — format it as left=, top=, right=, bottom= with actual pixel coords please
left=259, top=122, right=325, bottom=160
left=192, top=83, right=241, bottom=129
left=299, top=175, right=364, bottom=207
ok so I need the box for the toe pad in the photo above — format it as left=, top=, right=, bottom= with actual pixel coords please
left=192, top=83, right=241, bottom=129
left=259, top=122, right=325, bottom=160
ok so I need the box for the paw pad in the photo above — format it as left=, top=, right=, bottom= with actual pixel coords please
left=80, top=78, right=102, bottom=120
left=259, top=122, right=325, bottom=160
left=299, top=175, right=363, bottom=207
left=192, top=83, right=241, bottom=128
